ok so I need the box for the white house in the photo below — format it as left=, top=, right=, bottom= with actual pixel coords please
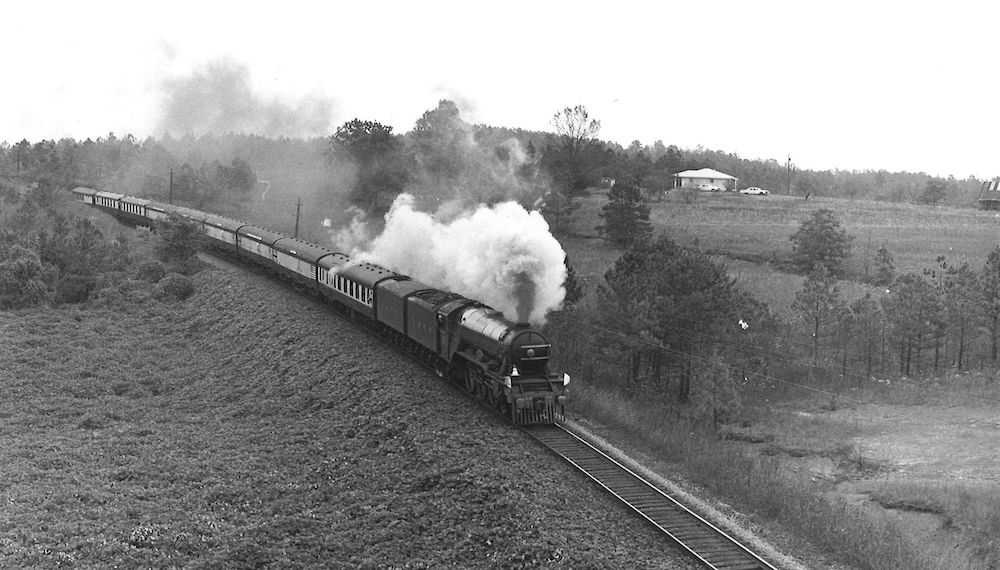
left=673, top=168, right=738, bottom=191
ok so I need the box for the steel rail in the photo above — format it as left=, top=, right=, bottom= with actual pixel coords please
left=522, top=423, right=779, bottom=570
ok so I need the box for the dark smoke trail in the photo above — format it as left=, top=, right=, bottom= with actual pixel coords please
left=157, top=58, right=336, bottom=138
left=511, top=272, right=536, bottom=324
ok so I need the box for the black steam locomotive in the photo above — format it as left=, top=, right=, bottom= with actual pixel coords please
left=72, top=187, right=569, bottom=424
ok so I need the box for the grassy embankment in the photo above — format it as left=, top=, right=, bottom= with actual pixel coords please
left=2, top=184, right=697, bottom=569
left=556, top=188, right=1000, bottom=569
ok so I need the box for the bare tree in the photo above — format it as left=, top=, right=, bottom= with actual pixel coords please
left=550, top=105, right=601, bottom=194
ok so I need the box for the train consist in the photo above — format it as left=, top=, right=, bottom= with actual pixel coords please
left=72, top=187, right=569, bottom=424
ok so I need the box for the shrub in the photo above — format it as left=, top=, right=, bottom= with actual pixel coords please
left=91, top=287, right=125, bottom=308
left=135, top=260, right=167, bottom=283
left=154, top=214, right=203, bottom=274
left=0, top=244, right=52, bottom=309
left=153, top=273, right=195, bottom=301
left=55, top=273, right=97, bottom=304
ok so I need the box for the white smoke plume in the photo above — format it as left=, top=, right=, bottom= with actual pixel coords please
left=331, top=207, right=376, bottom=253
left=354, top=193, right=566, bottom=325
left=157, top=58, right=336, bottom=138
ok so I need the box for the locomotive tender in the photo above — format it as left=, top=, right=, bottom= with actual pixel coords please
left=72, top=187, right=569, bottom=424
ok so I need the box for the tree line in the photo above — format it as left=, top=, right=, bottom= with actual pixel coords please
left=1, top=102, right=986, bottom=220
left=0, top=134, right=258, bottom=211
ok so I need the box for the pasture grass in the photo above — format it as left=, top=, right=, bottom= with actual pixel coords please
left=563, top=188, right=1000, bottom=320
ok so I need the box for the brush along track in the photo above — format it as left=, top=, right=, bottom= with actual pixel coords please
left=523, top=423, right=779, bottom=570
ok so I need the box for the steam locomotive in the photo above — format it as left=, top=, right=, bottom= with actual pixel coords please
left=71, top=187, right=569, bottom=424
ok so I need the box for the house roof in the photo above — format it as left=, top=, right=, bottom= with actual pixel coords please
left=674, top=168, right=737, bottom=180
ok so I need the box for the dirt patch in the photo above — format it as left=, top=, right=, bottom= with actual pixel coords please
left=759, top=402, right=1000, bottom=566
left=831, top=404, right=1000, bottom=482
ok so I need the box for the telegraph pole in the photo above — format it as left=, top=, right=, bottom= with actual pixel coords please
left=786, top=155, right=791, bottom=195
left=169, top=169, right=174, bottom=204
left=294, top=197, right=301, bottom=238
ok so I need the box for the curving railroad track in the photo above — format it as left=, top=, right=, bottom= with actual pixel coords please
left=523, top=423, right=780, bottom=570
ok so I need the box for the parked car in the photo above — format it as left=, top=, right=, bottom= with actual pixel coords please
left=697, top=183, right=722, bottom=192
left=740, top=187, right=769, bottom=195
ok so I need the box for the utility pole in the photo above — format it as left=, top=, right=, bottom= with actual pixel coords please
left=294, top=197, right=301, bottom=238
left=169, top=168, right=174, bottom=204
left=786, top=154, right=791, bottom=195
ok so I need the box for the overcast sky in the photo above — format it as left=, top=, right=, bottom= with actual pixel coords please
left=5, top=1, right=999, bottom=178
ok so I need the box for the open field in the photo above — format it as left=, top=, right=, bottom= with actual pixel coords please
left=563, top=187, right=1000, bottom=318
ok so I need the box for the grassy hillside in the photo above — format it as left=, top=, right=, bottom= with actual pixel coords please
left=0, top=260, right=702, bottom=569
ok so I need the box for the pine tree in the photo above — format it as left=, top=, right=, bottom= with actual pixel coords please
left=791, top=265, right=845, bottom=367
left=539, top=191, right=580, bottom=236
left=873, top=243, right=895, bottom=285
left=562, top=255, right=585, bottom=308
left=599, top=180, right=651, bottom=247
left=789, top=208, right=852, bottom=274
left=690, top=351, right=741, bottom=429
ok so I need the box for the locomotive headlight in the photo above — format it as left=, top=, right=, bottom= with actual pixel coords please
left=562, top=373, right=571, bottom=386
left=511, top=366, right=520, bottom=377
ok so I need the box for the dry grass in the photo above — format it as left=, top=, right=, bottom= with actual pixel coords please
left=871, top=480, right=1000, bottom=567
left=566, top=383, right=979, bottom=570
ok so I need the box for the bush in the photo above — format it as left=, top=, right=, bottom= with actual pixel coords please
left=91, top=286, right=125, bottom=308
left=154, top=214, right=203, bottom=274
left=55, top=273, right=97, bottom=304
left=153, top=273, right=195, bottom=301
left=0, top=244, right=52, bottom=309
left=135, top=260, right=167, bottom=283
